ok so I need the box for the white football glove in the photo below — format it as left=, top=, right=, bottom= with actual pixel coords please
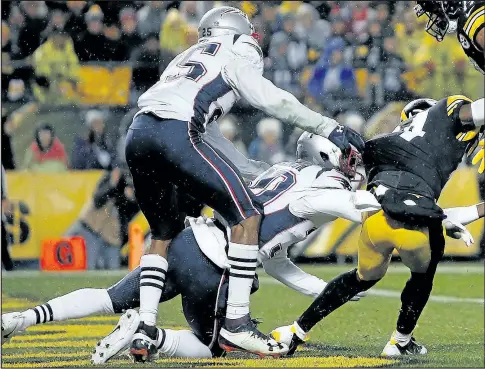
left=443, top=219, right=474, bottom=247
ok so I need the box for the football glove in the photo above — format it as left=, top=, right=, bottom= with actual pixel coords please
left=443, top=220, right=474, bottom=247
left=471, top=139, right=484, bottom=174
left=326, top=124, right=365, bottom=154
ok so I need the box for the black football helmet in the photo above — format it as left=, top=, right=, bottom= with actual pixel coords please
left=414, top=1, right=465, bottom=41
left=400, top=98, right=438, bottom=123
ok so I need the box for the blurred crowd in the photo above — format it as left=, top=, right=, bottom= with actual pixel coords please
left=2, top=1, right=484, bottom=269
left=2, top=0, right=483, bottom=172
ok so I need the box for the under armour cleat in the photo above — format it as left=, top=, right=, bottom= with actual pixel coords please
left=219, top=317, right=288, bottom=357
left=129, top=321, right=160, bottom=362
left=1, top=312, right=24, bottom=345
left=381, top=336, right=428, bottom=356
left=91, top=309, right=140, bottom=365
left=270, top=322, right=308, bottom=356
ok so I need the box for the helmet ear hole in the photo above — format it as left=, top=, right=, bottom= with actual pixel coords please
left=320, top=152, right=329, bottom=161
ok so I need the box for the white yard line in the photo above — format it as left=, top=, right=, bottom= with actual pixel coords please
left=2, top=265, right=483, bottom=305
left=258, top=277, right=485, bottom=305
left=3, top=263, right=483, bottom=278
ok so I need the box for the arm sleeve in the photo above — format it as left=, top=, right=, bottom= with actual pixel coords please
left=289, top=189, right=381, bottom=224
left=443, top=205, right=480, bottom=225
left=222, top=36, right=339, bottom=137
left=203, top=122, right=270, bottom=181
left=471, top=98, right=484, bottom=127
left=262, top=252, right=327, bottom=298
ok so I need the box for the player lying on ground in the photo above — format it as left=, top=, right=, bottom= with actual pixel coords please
left=2, top=133, right=475, bottom=363
left=271, top=95, right=485, bottom=357
left=124, top=5, right=364, bottom=358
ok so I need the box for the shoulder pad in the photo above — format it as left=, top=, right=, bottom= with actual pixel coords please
left=445, top=95, right=472, bottom=117
left=231, top=34, right=263, bottom=70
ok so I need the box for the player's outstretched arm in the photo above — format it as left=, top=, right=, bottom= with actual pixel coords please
left=222, top=37, right=364, bottom=153
left=444, top=202, right=484, bottom=225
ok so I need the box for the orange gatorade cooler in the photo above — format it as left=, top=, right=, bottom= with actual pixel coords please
left=40, top=237, right=87, bottom=271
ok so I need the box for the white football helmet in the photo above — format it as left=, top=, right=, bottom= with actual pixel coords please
left=296, top=132, right=362, bottom=179
left=198, top=6, right=256, bottom=40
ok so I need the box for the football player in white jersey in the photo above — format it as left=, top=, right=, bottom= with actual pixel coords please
left=3, top=134, right=476, bottom=362
left=125, top=6, right=364, bottom=358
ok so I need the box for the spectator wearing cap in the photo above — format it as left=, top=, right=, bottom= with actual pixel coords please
left=119, top=7, right=143, bottom=59
left=71, top=110, right=115, bottom=170
left=64, top=1, right=87, bottom=43
left=218, top=115, right=248, bottom=156
left=137, top=1, right=166, bottom=38
left=160, top=9, right=189, bottom=54
left=75, top=4, right=109, bottom=62
left=32, top=27, right=79, bottom=104
left=23, top=123, right=68, bottom=172
left=249, top=118, right=286, bottom=165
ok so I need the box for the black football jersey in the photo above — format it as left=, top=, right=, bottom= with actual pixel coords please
left=456, top=1, right=485, bottom=74
left=364, top=96, right=481, bottom=199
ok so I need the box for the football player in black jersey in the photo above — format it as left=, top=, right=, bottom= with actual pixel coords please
left=271, top=95, right=485, bottom=356
left=414, top=1, right=484, bottom=74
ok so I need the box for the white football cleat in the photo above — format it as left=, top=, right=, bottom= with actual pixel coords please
left=270, top=322, right=308, bottom=356
left=91, top=309, right=140, bottom=365
left=2, top=312, right=24, bottom=345
left=381, top=336, right=427, bottom=356
left=218, top=318, right=288, bottom=357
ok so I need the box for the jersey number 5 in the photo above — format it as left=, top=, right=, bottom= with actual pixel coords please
left=395, top=110, right=429, bottom=142
left=177, top=42, right=221, bottom=82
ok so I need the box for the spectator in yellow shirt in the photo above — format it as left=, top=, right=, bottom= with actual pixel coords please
left=32, top=28, right=79, bottom=105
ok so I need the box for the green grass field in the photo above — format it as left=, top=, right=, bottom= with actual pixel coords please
left=1, top=262, right=484, bottom=368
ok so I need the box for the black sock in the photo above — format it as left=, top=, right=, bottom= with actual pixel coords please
left=396, top=272, right=434, bottom=335
left=297, top=269, right=379, bottom=333
left=397, top=221, right=444, bottom=335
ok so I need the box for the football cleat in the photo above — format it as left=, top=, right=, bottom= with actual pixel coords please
left=270, top=322, right=308, bottom=356
left=381, top=336, right=428, bottom=356
left=130, top=321, right=160, bottom=362
left=219, top=318, right=288, bottom=357
left=91, top=309, right=140, bottom=365
left=1, top=312, right=24, bottom=345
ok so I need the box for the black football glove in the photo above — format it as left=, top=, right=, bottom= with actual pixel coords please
left=327, top=124, right=365, bottom=154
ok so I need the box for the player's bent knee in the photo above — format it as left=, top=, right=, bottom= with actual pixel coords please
left=358, top=266, right=387, bottom=282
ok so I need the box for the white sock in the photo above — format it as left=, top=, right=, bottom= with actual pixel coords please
left=392, top=330, right=412, bottom=345
left=292, top=321, right=307, bottom=340
left=226, top=243, right=258, bottom=320
left=20, top=289, right=114, bottom=330
left=158, top=329, right=212, bottom=358
left=139, top=254, right=168, bottom=326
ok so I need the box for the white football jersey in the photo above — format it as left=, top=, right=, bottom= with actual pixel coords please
left=249, top=162, right=352, bottom=262
left=136, top=34, right=263, bottom=130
